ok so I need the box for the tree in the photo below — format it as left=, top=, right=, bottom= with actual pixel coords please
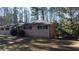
left=39, top=7, right=48, bottom=21
left=2, top=7, right=13, bottom=25
left=31, top=7, right=39, bottom=22
left=23, top=8, right=27, bottom=23
left=18, top=7, right=24, bottom=23
left=58, top=7, right=79, bottom=36
left=13, top=7, right=18, bottom=24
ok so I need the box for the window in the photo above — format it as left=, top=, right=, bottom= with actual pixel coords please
left=37, top=25, right=48, bottom=30
left=38, top=26, right=42, bottom=29
left=5, top=27, right=9, bottom=30
left=43, top=25, right=48, bottom=29
left=1, top=27, right=4, bottom=30
left=29, top=26, right=32, bottom=29
left=23, top=26, right=32, bottom=29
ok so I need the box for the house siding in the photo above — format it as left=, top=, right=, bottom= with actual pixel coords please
left=24, top=24, right=50, bottom=38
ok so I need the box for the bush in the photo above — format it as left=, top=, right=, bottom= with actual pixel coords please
left=10, top=28, right=18, bottom=36
left=18, top=29, right=26, bottom=37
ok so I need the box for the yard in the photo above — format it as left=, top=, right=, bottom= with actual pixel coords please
left=0, top=35, right=79, bottom=51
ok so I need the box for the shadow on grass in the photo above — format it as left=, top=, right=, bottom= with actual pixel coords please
left=49, top=38, right=79, bottom=51
left=49, top=46, right=79, bottom=51
left=0, top=37, right=33, bottom=51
